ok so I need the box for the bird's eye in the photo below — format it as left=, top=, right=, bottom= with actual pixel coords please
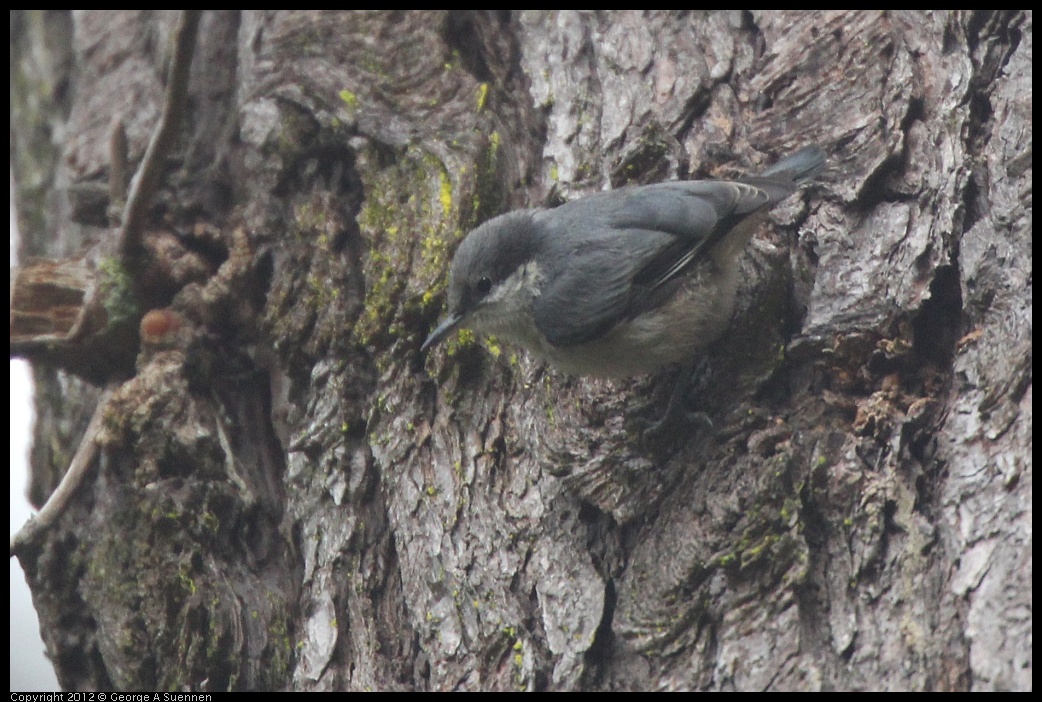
left=476, top=277, right=492, bottom=296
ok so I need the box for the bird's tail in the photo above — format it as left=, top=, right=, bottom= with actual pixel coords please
left=759, top=145, right=827, bottom=183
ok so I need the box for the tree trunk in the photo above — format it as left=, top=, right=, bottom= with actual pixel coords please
left=10, top=10, right=1031, bottom=691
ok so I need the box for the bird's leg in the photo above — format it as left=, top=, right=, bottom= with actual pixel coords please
left=633, top=360, right=714, bottom=451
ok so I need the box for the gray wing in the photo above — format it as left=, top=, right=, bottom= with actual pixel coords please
left=530, top=180, right=776, bottom=347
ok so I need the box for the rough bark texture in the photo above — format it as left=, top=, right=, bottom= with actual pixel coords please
left=11, top=10, right=1030, bottom=691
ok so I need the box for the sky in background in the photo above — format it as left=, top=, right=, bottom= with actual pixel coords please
left=10, top=360, right=57, bottom=691
left=11, top=178, right=61, bottom=691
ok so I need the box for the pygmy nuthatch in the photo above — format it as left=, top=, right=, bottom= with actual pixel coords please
left=422, top=146, right=826, bottom=378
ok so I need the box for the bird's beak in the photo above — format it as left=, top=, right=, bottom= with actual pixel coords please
left=421, top=311, right=465, bottom=353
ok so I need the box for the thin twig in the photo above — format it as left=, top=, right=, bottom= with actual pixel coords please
left=11, top=386, right=115, bottom=558
left=11, top=12, right=204, bottom=558
left=117, top=9, right=202, bottom=259
left=108, top=117, right=129, bottom=225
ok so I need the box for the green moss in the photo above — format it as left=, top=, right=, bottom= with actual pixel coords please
left=338, top=89, right=359, bottom=111
left=98, top=257, right=139, bottom=326
left=293, top=202, right=327, bottom=242
left=441, top=49, right=458, bottom=71
left=264, top=605, right=294, bottom=683
left=176, top=562, right=198, bottom=598
left=350, top=126, right=512, bottom=369
left=439, top=167, right=454, bottom=216
left=435, top=327, right=478, bottom=359
left=355, top=146, right=462, bottom=348
left=476, top=82, right=490, bottom=111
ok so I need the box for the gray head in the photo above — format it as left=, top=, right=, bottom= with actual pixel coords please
left=421, top=211, right=542, bottom=352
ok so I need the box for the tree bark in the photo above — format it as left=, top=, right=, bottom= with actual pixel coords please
left=10, top=10, right=1031, bottom=691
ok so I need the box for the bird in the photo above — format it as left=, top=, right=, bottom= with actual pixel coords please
left=422, top=145, right=825, bottom=386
